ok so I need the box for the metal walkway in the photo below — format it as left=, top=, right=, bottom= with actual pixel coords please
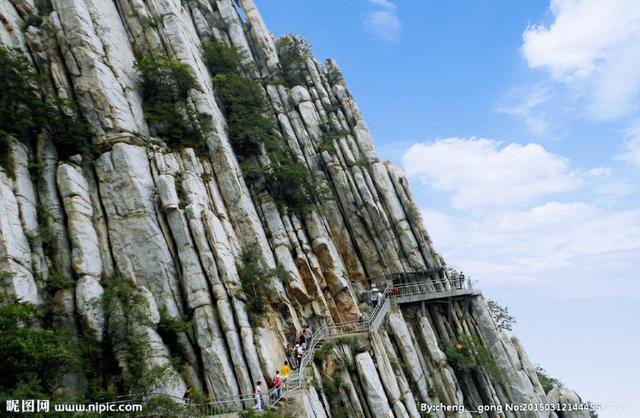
left=389, top=276, right=481, bottom=305
left=103, top=273, right=480, bottom=415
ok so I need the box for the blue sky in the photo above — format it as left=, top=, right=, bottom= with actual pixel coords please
left=256, top=1, right=640, bottom=416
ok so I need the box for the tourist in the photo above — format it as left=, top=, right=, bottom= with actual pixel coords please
left=281, top=360, right=290, bottom=390
left=285, top=343, right=296, bottom=369
left=252, top=381, right=263, bottom=410
left=296, top=343, right=304, bottom=365
left=273, top=371, right=282, bottom=400
left=299, top=329, right=307, bottom=349
left=375, top=288, right=384, bottom=307
left=303, top=324, right=312, bottom=343
left=370, top=286, right=381, bottom=307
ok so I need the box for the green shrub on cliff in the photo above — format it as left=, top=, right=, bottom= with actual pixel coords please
left=0, top=47, right=90, bottom=167
left=265, top=150, right=315, bottom=214
left=236, top=245, right=273, bottom=326
left=0, top=288, right=74, bottom=401
left=210, top=64, right=316, bottom=214
left=487, top=299, right=516, bottom=331
left=212, top=72, right=275, bottom=160
left=158, top=307, right=192, bottom=373
left=275, top=34, right=311, bottom=87
left=202, top=35, right=317, bottom=213
left=535, top=365, right=563, bottom=393
left=136, top=53, right=210, bottom=154
left=0, top=47, right=44, bottom=159
left=314, top=342, right=335, bottom=364
left=240, top=410, right=293, bottom=418
left=445, top=335, right=502, bottom=380
left=142, top=395, right=188, bottom=417
left=202, top=39, right=244, bottom=75
left=102, top=273, right=171, bottom=393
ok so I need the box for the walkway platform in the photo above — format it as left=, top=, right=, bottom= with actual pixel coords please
left=390, top=280, right=481, bottom=305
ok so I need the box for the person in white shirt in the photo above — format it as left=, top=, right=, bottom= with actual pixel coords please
left=253, top=381, right=263, bottom=410
left=296, top=343, right=304, bottom=363
left=375, top=290, right=384, bottom=306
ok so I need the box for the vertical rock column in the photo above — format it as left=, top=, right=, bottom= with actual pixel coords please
left=0, top=165, right=41, bottom=304
left=57, top=162, right=105, bottom=339
left=95, top=143, right=188, bottom=397
left=156, top=168, right=247, bottom=400
left=95, top=143, right=183, bottom=317
left=356, top=352, right=395, bottom=418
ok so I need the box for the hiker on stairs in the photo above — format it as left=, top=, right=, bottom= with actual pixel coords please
left=295, top=343, right=303, bottom=366
left=281, top=360, right=291, bottom=391
left=375, top=288, right=384, bottom=306
left=303, top=324, right=312, bottom=345
left=252, top=381, right=263, bottom=411
left=298, top=329, right=307, bottom=350
left=273, top=371, right=283, bottom=401
left=285, top=343, right=297, bottom=369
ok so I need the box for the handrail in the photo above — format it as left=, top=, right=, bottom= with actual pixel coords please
left=296, top=325, right=326, bottom=387
left=370, top=284, right=391, bottom=316
left=388, top=277, right=470, bottom=298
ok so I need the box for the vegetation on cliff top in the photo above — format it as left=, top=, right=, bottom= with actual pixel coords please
left=535, top=365, right=563, bottom=393
left=275, top=34, right=312, bottom=87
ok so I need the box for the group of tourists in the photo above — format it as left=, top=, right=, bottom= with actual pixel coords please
left=252, top=324, right=312, bottom=411
left=289, top=324, right=312, bottom=368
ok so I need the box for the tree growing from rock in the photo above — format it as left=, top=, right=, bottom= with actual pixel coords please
left=487, top=299, right=516, bottom=331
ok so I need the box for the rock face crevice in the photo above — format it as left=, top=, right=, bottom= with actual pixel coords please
left=0, top=1, right=588, bottom=417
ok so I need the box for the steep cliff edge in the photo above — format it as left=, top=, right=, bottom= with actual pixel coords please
left=0, top=1, right=591, bottom=417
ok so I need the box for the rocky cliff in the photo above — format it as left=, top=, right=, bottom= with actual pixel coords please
left=0, top=1, right=590, bottom=417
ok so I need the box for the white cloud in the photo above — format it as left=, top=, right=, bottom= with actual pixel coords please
left=522, top=0, right=640, bottom=79
left=587, top=166, right=613, bottom=177
left=402, top=138, right=581, bottom=209
left=497, top=85, right=551, bottom=134
left=617, top=124, right=640, bottom=166
left=421, top=203, right=640, bottom=291
left=583, top=166, right=636, bottom=198
left=405, top=136, right=639, bottom=297
left=364, top=1, right=400, bottom=41
left=594, top=178, right=636, bottom=199
left=521, top=0, right=640, bottom=120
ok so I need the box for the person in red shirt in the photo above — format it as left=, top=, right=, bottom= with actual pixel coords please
left=273, top=371, right=282, bottom=400
left=299, top=329, right=306, bottom=349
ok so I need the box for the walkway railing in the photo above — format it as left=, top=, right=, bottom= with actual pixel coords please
left=389, top=276, right=469, bottom=296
